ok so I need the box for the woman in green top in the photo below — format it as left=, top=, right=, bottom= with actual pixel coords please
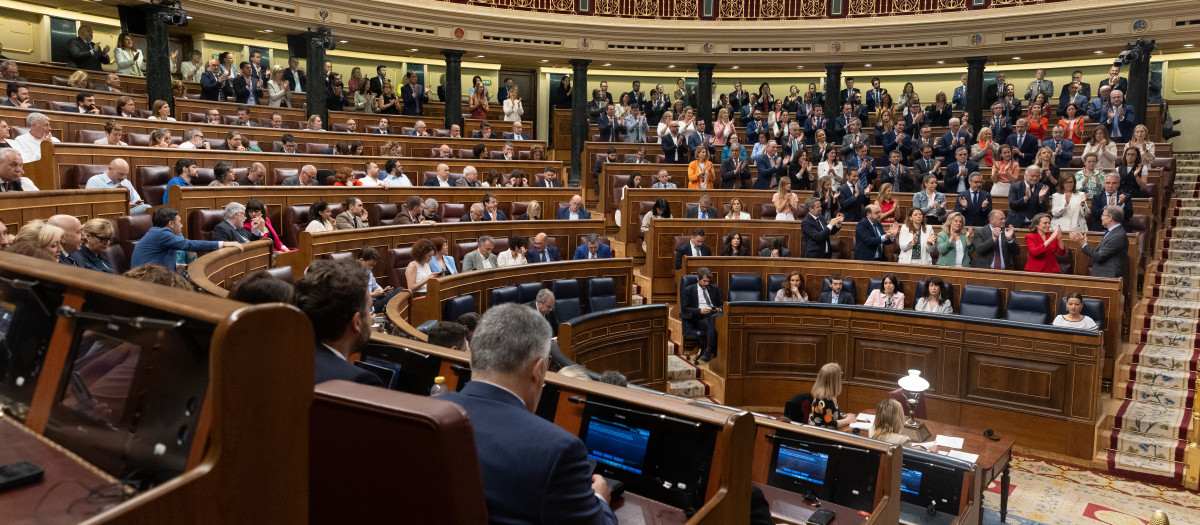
left=936, top=211, right=975, bottom=267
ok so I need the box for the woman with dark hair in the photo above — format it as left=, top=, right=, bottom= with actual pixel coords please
left=508, top=169, right=530, bottom=188
left=640, top=198, right=672, bottom=251
left=1053, top=293, right=1098, bottom=330
left=1024, top=213, right=1065, bottom=273
left=774, top=271, right=807, bottom=302
left=497, top=236, right=528, bottom=267
left=1117, top=146, right=1148, bottom=198
left=229, top=270, right=294, bottom=304
left=305, top=201, right=333, bottom=233
left=915, top=277, right=953, bottom=313
left=245, top=199, right=287, bottom=251
left=405, top=239, right=439, bottom=296
left=473, top=143, right=489, bottom=160
left=427, top=236, right=458, bottom=275
left=720, top=230, right=748, bottom=256
left=864, top=273, right=904, bottom=309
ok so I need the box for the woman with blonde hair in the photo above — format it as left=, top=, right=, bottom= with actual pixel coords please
left=67, top=70, right=90, bottom=89
left=1124, top=124, right=1156, bottom=162
left=875, top=182, right=897, bottom=224
left=503, top=86, right=524, bottom=122
left=713, top=107, right=734, bottom=147
left=936, top=212, right=974, bottom=267
left=306, top=114, right=324, bottom=131
left=71, top=219, right=118, bottom=273
left=810, top=362, right=854, bottom=427
left=13, top=220, right=65, bottom=262
left=971, top=127, right=999, bottom=167
left=869, top=399, right=913, bottom=447
left=268, top=65, right=291, bottom=108
left=773, top=178, right=798, bottom=221
left=114, top=32, right=145, bottom=76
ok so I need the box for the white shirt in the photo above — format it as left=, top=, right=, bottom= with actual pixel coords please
left=85, top=173, right=143, bottom=203
left=481, top=256, right=494, bottom=269
left=382, top=173, right=413, bottom=187
left=0, top=177, right=38, bottom=191
left=358, top=176, right=381, bottom=187
left=1052, top=314, right=1098, bottom=330
left=570, top=211, right=580, bottom=220
left=437, top=178, right=451, bottom=187
left=94, top=138, right=128, bottom=146
left=690, top=242, right=703, bottom=257
left=321, top=343, right=347, bottom=362
left=12, top=133, right=60, bottom=163
left=147, top=116, right=177, bottom=121
left=697, top=284, right=713, bottom=310
left=178, top=141, right=198, bottom=149
left=496, top=250, right=526, bottom=267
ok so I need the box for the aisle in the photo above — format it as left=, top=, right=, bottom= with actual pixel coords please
left=1107, top=153, right=1200, bottom=485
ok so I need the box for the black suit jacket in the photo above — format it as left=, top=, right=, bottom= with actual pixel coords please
left=802, top=213, right=839, bottom=258
left=401, top=83, right=428, bottom=116
left=314, top=344, right=383, bottom=387
left=211, top=220, right=262, bottom=243
left=854, top=221, right=892, bottom=261
left=970, top=225, right=1019, bottom=270
left=1006, top=180, right=1051, bottom=227
left=200, top=71, right=233, bottom=101
left=818, top=290, right=855, bottom=304
left=681, top=283, right=723, bottom=332
left=230, top=75, right=263, bottom=105
left=526, top=300, right=560, bottom=337
left=954, top=189, right=992, bottom=227
left=66, top=37, right=110, bottom=70
left=675, top=242, right=712, bottom=270
left=1090, top=192, right=1133, bottom=231
left=286, top=69, right=307, bottom=92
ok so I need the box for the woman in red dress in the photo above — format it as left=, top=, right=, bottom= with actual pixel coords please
left=1024, top=213, right=1066, bottom=273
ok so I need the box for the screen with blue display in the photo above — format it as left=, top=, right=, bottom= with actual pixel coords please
left=583, top=416, right=651, bottom=475
left=774, top=445, right=829, bottom=485
left=901, top=468, right=923, bottom=495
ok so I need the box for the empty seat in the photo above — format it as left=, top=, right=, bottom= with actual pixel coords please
left=370, top=203, right=400, bottom=226
left=727, top=273, right=762, bottom=302
left=489, top=286, right=520, bottom=308
left=439, top=203, right=466, bottom=222
left=327, top=252, right=354, bottom=262
left=385, top=248, right=414, bottom=290
left=126, top=132, right=150, bottom=147
left=1006, top=290, right=1052, bottom=324
left=585, top=278, right=618, bottom=313
left=273, top=168, right=299, bottom=185
left=265, top=266, right=295, bottom=284
left=866, top=278, right=883, bottom=298
left=106, top=244, right=129, bottom=274
left=1058, top=297, right=1106, bottom=330
left=187, top=209, right=226, bottom=242
left=959, top=285, right=1003, bottom=319
left=550, top=280, right=583, bottom=322
left=820, top=277, right=857, bottom=302
left=75, top=129, right=107, bottom=144
left=281, top=205, right=310, bottom=250
left=443, top=295, right=477, bottom=321
left=191, top=167, right=218, bottom=187
left=759, top=203, right=778, bottom=220
left=63, top=164, right=107, bottom=189
left=306, top=143, right=330, bottom=154
left=767, top=274, right=787, bottom=298
left=517, top=282, right=543, bottom=304
left=135, top=166, right=172, bottom=207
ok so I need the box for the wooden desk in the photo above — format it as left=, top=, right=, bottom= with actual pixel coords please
left=558, top=304, right=669, bottom=390
left=754, top=482, right=866, bottom=525
left=0, top=418, right=117, bottom=524
left=850, top=409, right=1014, bottom=524
left=0, top=188, right=128, bottom=233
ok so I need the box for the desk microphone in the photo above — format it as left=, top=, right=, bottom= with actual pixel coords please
left=927, top=499, right=938, bottom=517
left=803, top=490, right=820, bottom=506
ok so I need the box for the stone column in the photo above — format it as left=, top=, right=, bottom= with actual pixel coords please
left=569, top=58, right=590, bottom=188
left=965, top=56, right=989, bottom=137
left=823, top=63, right=844, bottom=118
left=304, top=35, right=327, bottom=123
left=697, top=63, right=715, bottom=124
left=442, top=50, right=465, bottom=130
left=1125, top=40, right=1155, bottom=127
left=143, top=7, right=173, bottom=111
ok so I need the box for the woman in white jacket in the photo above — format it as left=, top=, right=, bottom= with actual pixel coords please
left=1050, top=174, right=1090, bottom=231
left=897, top=208, right=936, bottom=264
left=503, top=87, right=524, bottom=122
left=114, top=33, right=145, bottom=76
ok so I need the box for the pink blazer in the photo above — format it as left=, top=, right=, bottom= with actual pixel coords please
left=864, top=289, right=905, bottom=309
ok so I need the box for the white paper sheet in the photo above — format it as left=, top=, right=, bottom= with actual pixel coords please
left=850, top=422, right=872, bottom=431
left=948, top=450, right=980, bottom=463
left=856, top=413, right=875, bottom=423
left=935, top=435, right=964, bottom=449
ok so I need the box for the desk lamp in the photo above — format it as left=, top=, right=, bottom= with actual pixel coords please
left=898, top=370, right=932, bottom=442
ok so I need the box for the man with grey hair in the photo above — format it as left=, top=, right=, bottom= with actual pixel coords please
left=334, top=196, right=366, bottom=230
left=282, top=165, right=318, bottom=186
left=462, top=235, right=497, bottom=272
left=573, top=233, right=612, bottom=260
left=460, top=202, right=486, bottom=222
left=11, top=112, right=60, bottom=163
left=178, top=128, right=211, bottom=150
left=529, top=288, right=558, bottom=336
left=1006, top=164, right=1050, bottom=227
left=1071, top=205, right=1129, bottom=279
left=47, top=215, right=82, bottom=266
left=421, top=198, right=441, bottom=223
left=0, top=61, right=24, bottom=81
left=440, top=303, right=617, bottom=523
left=212, top=201, right=263, bottom=243
left=972, top=210, right=1017, bottom=270
left=456, top=165, right=481, bottom=187
left=0, top=149, right=36, bottom=191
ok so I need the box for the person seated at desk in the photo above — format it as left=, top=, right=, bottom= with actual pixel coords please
left=1053, top=292, right=1099, bottom=330
left=863, top=273, right=904, bottom=309
left=496, top=236, right=527, bottom=267
left=428, top=236, right=458, bottom=275
left=759, top=238, right=790, bottom=258
left=575, top=233, right=613, bottom=260
left=211, top=202, right=263, bottom=244
left=720, top=229, right=749, bottom=256
left=915, top=277, right=954, bottom=314
left=440, top=304, right=617, bottom=524
left=774, top=270, right=808, bottom=302
left=557, top=195, right=592, bottom=220
left=462, top=235, right=499, bottom=272
left=818, top=274, right=854, bottom=305
left=870, top=399, right=914, bottom=448
left=293, top=259, right=384, bottom=387
left=685, top=195, right=718, bottom=219
left=675, top=228, right=711, bottom=269
left=682, top=266, right=722, bottom=364
left=304, top=201, right=335, bottom=233
left=810, top=362, right=855, bottom=427
left=427, top=321, right=470, bottom=352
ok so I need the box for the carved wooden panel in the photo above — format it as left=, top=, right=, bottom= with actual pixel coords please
left=965, top=353, right=1065, bottom=414
left=853, top=338, right=939, bottom=392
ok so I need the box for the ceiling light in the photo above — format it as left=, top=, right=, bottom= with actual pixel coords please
left=864, top=63, right=872, bottom=67
left=476, top=55, right=485, bottom=58
left=603, top=63, right=611, bottom=66
left=796, top=65, right=804, bottom=69
left=936, top=60, right=945, bottom=64
left=541, top=59, right=549, bottom=62
left=186, top=15, right=193, bottom=19
left=1012, top=56, right=1021, bottom=60
left=263, top=29, right=273, bottom=33
left=1185, top=43, right=1195, bottom=48
left=731, top=65, right=739, bottom=69
left=1094, top=50, right=1104, bottom=54
left=339, top=40, right=348, bottom=44
left=409, top=48, right=419, bottom=52
left=668, top=64, right=676, bottom=68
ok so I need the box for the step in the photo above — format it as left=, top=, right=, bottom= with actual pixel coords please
left=667, top=354, right=698, bottom=382
left=667, top=379, right=707, bottom=398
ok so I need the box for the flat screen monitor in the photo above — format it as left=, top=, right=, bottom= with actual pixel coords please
left=360, top=342, right=442, bottom=396
left=583, top=416, right=651, bottom=475
left=899, top=449, right=969, bottom=515
left=354, top=358, right=401, bottom=390
left=0, top=275, right=67, bottom=422
left=901, top=468, right=923, bottom=496
left=765, top=430, right=880, bottom=511
left=774, top=445, right=830, bottom=486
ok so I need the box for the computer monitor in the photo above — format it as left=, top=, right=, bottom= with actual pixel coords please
left=899, top=449, right=969, bottom=516
left=767, top=442, right=833, bottom=501
left=360, top=342, right=442, bottom=396
left=765, top=430, right=880, bottom=511
left=582, top=415, right=651, bottom=475
left=901, top=468, right=923, bottom=496
left=0, top=277, right=66, bottom=422
left=354, top=358, right=401, bottom=390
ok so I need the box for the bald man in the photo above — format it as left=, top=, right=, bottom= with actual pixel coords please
left=527, top=232, right=562, bottom=263
left=47, top=215, right=83, bottom=266
left=282, top=165, right=319, bottom=186
left=0, top=149, right=36, bottom=191
left=555, top=195, right=591, bottom=220
left=86, top=158, right=150, bottom=214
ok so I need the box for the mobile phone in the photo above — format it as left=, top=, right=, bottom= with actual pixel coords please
left=806, top=508, right=835, bottom=525
left=0, top=461, right=43, bottom=493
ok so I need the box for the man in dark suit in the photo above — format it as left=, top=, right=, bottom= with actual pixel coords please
left=1101, top=89, right=1136, bottom=143
left=1005, top=119, right=1039, bottom=167
left=528, top=289, right=560, bottom=337
left=881, top=122, right=911, bottom=166
left=972, top=210, right=1019, bottom=270
left=987, top=103, right=1013, bottom=145
left=753, top=142, right=783, bottom=190
left=854, top=205, right=897, bottom=261
left=200, top=59, right=233, bottom=102
left=597, top=104, right=623, bottom=142
left=681, top=267, right=722, bottom=363
left=954, top=173, right=992, bottom=227
left=472, top=122, right=499, bottom=140
left=675, top=228, right=711, bottom=269
left=285, top=56, right=307, bottom=92
left=1072, top=207, right=1130, bottom=279
left=527, top=233, right=562, bottom=263
left=864, top=78, right=885, bottom=113
left=368, top=65, right=388, bottom=97
left=626, top=80, right=647, bottom=113
left=439, top=304, right=617, bottom=524
left=535, top=167, right=563, bottom=187
left=1098, top=65, right=1128, bottom=97
left=481, top=193, right=508, bottom=221
left=801, top=198, right=844, bottom=259
left=66, top=25, right=110, bottom=70
left=984, top=72, right=1007, bottom=106
left=1007, top=165, right=1051, bottom=227
left=937, top=119, right=973, bottom=163
left=1057, top=81, right=1089, bottom=117
left=1091, top=173, right=1133, bottom=231
left=879, top=150, right=910, bottom=192
left=684, top=196, right=718, bottom=219
left=839, top=77, right=860, bottom=106
left=818, top=274, right=854, bottom=304
left=573, top=233, right=613, bottom=260
left=592, top=147, right=619, bottom=192
left=944, top=148, right=980, bottom=194
left=837, top=171, right=870, bottom=223
left=729, top=82, right=751, bottom=110
left=803, top=105, right=827, bottom=146
left=557, top=196, right=592, bottom=220
left=721, top=146, right=751, bottom=189
left=211, top=202, right=264, bottom=244
left=400, top=71, right=429, bottom=116
left=293, top=259, right=385, bottom=387
left=1057, top=70, right=1092, bottom=104
left=661, top=122, right=688, bottom=164
left=230, top=62, right=264, bottom=105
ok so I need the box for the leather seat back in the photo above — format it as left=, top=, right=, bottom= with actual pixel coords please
left=959, top=285, right=1003, bottom=319
left=585, top=277, right=618, bottom=312
left=1006, top=290, right=1052, bottom=325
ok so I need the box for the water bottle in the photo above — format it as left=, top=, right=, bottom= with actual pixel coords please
left=429, top=376, right=447, bottom=396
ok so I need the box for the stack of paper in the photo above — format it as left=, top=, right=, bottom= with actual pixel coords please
left=935, top=435, right=964, bottom=449
left=948, top=450, right=979, bottom=463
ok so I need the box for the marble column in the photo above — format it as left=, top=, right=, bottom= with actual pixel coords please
left=442, top=50, right=465, bottom=130
left=569, top=58, right=590, bottom=188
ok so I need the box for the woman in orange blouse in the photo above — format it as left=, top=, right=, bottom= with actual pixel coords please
left=1058, top=103, right=1086, bottom=144
left=990, top=144, right=1020, bottom=198
left=687, top=147, right=717, bottom=189
left=1027, top=104, right=1049, bottom=141
left=1024, top=213, right=1066, bottom=273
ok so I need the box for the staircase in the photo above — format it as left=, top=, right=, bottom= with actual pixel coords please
left=1105, top=153, right=1200, bottom=485
left=667, top=351, right=708, bottom=398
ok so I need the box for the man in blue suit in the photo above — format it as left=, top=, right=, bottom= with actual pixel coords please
left=556, top=195, right=592, bottom=220
left=954, top=173, right=992, bottom=227
left=944, top=148, right=979, bottom=194
left=937, top=118, right=973, bottom=163
left=881, top=122, right=911, bottom=165
left=1101, top=90, right=1136, bottom=143
left=838, top=170, right=871, bottom=223
left=1042, top=126, right=1075, bottom=168
left=400, top=70, right=429, bottom=116
left=440, top=304, right=618, bottom=524
left=753, top=142, right=782, bottom=190
left=803, top=105, right=827, bottom=146
left=481, top=193, right=508, bottom=221
left=291, top=258, right=384, bottom=388
left=952, top=74, right=967, bottom=111
left=199, top=58, right=232, bottom=102
left=1005, top=118, right=1039, bottom=167
left=573, top=233, right=613, bottom=260
left=527, top=233, right=562, bottom=263
left=1090, top=173, right=1133, bottom=232
left=681, top=267, right=723, bottom=363
left=864, top=77, right=885, bottom=113
left=854, top=205, right=898, bottom=261
left=597, top=104, right=623, bottom=142
left=839, top=77, right=860, bottom=105
left=131, top=207, right=239, bottom=272
left=1006, top=165, right=1051, bottom=227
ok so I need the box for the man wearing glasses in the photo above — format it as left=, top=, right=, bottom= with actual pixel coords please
left=85, top=159, right=150, bottom=214
left=211, top=202, right=264, bottom=244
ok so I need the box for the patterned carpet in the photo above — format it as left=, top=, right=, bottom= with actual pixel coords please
left=982, top=453, right=1200, bottom=524
left=1107, top=154, right=1200, bottom=484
